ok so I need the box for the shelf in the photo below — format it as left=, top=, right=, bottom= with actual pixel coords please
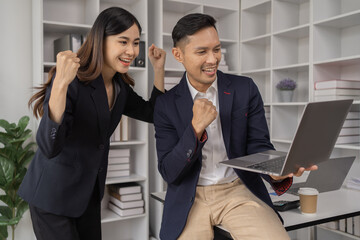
left=101, top=208, right=146, bottom=224
left=241, top=1, right=271, bottom=40
left=314, top=0, right=360, bottom=23
left=43, top=20, right=91, bottom=34
left=314, top=10, right=360, bottom=28
left=270, top=102, right=308, bottom=106
left=105, top=174, right=147, bottom=185
left=273, top=27, right=309, bottom=67
left=110, top=140, right=146, bottom=147
left=273, top=0, right=310, bottom=33
left=314, top=16, right=360, bottom=62
left=272, top=63, right=309, bottom=71
left=241, top=36, right=271, bottom=72
left=314, top=55, right=360, bottom=66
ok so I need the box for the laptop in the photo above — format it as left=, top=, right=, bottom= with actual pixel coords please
left=220, top=99, right=353, bottom=176
left=286, top=156, right=355, bottom=195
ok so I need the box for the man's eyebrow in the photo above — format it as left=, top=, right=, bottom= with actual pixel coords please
left=194, top=44, right=221, bottom=50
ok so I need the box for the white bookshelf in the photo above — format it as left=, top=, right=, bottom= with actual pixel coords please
left=241, top=1, right=360, bottom=239
left=32, top=0, right=150, bottom=239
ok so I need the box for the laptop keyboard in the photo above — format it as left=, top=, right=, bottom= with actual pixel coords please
left=248, top=158, right=284, bottom=173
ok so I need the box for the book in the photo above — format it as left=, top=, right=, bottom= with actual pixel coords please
left=339, top=127, right=360, bottom=136
left=108, top=157, right=129, bottom=165
left=347, top=112, right=360, bottom=120
left=354, top=216, right=360, bottom=236
left=347, top=217, right=353, bottom=234
left=343, top=119, right=360, bottom=128
left=109, top=196, right=144, bottom=209
left=53, top=34, right=82, bottom=61
left=336, top=135, right=360, bottom=144
left=108, top=202, right=144, bottom=217
left=314, top=88, right=360, bottom=96
left=106, top=169, right=130, bottom=178
left=121, top=115, right=129, bottom=141
left=339, top=219, right=346, bottom=232
left=107, top=163, right=130, bottom=171
left=314, top=79, right=360, bottom=90
left=108, top=149, right=130, bottom=158
left=109, top=191, right=142, bottom=202
left=113, top=122, right=121, bottom=142
left=109, top=182, right=141, bottom=195
left=314, top=95, right=360, bottom=101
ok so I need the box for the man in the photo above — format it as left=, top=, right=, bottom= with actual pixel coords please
left=154, top=13, right=317, bottom=240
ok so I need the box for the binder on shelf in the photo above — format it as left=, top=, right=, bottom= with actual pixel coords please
left=314, top=79, right=360, bottom=90
left=135, top=41, right=145, bottom=67
left=109, top=196, right=144, bottom=209
left=108, top=182, right=141, bottom=195
left=108, top=202, right=144, bottom=217
left=53, top=34, right=83, bottom=61
left=347, top=217, right=353, bottom=234
left=109, top=190, right=142, bottom=202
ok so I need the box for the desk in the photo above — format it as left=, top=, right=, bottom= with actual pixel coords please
left=151, top=188, right=360, bottom=239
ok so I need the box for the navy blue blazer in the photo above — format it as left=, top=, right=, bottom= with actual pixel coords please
left=154, top=71, right=278, bottom=240
left=18, top=73, right=162, bottom=217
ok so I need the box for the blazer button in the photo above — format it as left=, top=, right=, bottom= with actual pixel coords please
left=186, top=149, right=192, bottom=158
left=99, top=167, right=103, bottom=172
left=99, top=144, right=104, bottom=150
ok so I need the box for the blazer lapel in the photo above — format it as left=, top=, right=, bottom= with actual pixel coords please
left=217, top=71, right=234, bottom=156
left=90, top=75, right=111, bottom=143
left=175, top=73, right=194, bottom=130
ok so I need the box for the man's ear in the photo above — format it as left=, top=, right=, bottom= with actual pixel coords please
left=172, top=47, right=183, bottom=63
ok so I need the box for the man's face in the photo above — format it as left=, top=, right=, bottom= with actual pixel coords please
left=173, top=27, right=221, bottom=92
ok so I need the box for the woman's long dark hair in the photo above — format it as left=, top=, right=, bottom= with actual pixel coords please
left=29, top=7, right=142, bottom=118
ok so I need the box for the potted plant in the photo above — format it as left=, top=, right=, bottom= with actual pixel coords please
left=0, top=116, right=35, bottom=240
left=276, top=78, right=297, bottom=102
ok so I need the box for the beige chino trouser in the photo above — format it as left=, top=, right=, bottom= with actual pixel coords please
left=178, top=178, right=290, bottom=240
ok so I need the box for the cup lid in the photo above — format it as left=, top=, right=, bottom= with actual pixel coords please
left=298, top=187, right=319, bottom=195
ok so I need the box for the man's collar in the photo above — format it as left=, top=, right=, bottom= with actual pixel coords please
left=185, top=72, right=218, bottom=100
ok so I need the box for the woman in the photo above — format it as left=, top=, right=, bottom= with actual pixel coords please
left=18, top=7, right=165, bottom=240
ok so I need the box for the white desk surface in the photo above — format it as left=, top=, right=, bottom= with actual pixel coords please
left=151, top=188, right=360, bottom=231
left=281, top=188, right=360, bottom=230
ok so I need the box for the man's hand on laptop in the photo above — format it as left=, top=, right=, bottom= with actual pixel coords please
left=270, top=165, right=318, bottom=181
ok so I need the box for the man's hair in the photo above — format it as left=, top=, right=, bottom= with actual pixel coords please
left=172, top=13, right=217, bottom=47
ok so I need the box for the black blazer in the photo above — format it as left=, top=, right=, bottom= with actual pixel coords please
left=154, top=71, right=278, bottom=239
left=18, top=73, right=162, bottom=217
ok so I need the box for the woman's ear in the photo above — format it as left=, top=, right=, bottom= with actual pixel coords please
left=172, top=47, right=183, bottom=63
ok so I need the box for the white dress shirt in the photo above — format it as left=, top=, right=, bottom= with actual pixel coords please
left=186, top=74, right=238, bottom=186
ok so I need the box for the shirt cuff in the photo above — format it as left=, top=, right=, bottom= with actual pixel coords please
left=271, top=177, right=293, bottom=196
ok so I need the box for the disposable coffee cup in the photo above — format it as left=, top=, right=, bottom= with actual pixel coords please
left=298, top=187, right=319, bottom=215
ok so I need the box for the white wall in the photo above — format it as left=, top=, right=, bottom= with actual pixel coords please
left=0, top=0, right=36, bottom=239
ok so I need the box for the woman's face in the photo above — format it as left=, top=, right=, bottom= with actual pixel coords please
left=102, top=24, right=140, bottom=77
